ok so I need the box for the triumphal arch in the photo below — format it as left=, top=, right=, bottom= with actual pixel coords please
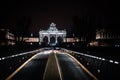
left=39, top=22, right=66, bottom=46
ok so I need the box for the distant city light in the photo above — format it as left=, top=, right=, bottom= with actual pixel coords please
left=101, top=58, right=105, bottom=61
left=30, top=42, right=33, bottom=45
left=97, top=69, right=100, bottom=73
left=114, top=61, right=119, bottom=64
left=109, top=60, right=113, bottom=63
left=31, top=33, right=33, bottom=37
left=23, top=37, right=39, bottom=42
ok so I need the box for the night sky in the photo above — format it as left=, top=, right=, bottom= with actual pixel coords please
left=0, top=0, right=120, bottom=35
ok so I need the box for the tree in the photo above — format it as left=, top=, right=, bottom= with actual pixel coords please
left=72, top=15, right=96, bottom=46
left=15, top=16, right=31, bottom=45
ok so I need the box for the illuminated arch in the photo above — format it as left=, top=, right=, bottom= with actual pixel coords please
left=39, top=22, right=66, bottom=46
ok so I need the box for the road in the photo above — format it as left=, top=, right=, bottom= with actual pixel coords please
left=5, top=49, right=97, bottom=80
left=57, top=52, right=97, bottom=80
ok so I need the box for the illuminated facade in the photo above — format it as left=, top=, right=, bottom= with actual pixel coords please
left=39, top=22, right=66, bottom=46
left=96, top=29, right=120, bottom=40
left=89, top=29, right=120, bottom=47
left=0, top=29, right=15, bottom=46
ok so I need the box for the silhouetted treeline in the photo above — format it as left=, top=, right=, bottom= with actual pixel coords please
left=14, top=16, right=31, bottom=46
left=72, top=16, right=96, bottom=43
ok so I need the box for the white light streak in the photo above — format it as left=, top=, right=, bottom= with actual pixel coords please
left=62, top=48, right=120, bottom=65
left=0, top=48, right=45, bottom=61
left=109, top=60, right=113, bottom=63
left=114, top=61, right=119, bottom=64
left=101, top=58, right=105, bottom=61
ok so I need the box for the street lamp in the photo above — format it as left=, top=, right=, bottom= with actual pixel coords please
left=30, top=33, right=33, bottom=45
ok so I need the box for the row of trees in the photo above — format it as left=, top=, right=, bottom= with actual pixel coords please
left=13, top=16, right=31, bottom=46
left=71, top=16, right=96, bottom=45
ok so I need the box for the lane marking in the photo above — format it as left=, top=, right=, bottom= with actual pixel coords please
left=43, top=52, right=62, bottom=80
left=66, top=53, right=98, bottom=80
left=54, top=52, right=63, bottom=80
left=42, top=52, right=51, bottom=80
left=5, top=53, right=40, bottom=80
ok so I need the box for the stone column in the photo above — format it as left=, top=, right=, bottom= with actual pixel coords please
left=48, top=35, right=50, bottom=44
left=55, top=36, right=58, bottom=44
left=63, top=37, right=66, bottom=42
left=39, top=34, right=42, bottom=45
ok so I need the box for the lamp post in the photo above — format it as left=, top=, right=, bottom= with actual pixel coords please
left=30, top=33, right=33, bottom=45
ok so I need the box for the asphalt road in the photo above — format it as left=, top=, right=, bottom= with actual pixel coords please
left=56, top=52, right=97, bottom=80
left=6, top=51, right=50, bottom=80
left=5, top=50, right=97, bottom=80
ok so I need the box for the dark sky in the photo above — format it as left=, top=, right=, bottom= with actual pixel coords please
left=0, top=0, right=120, bottom=34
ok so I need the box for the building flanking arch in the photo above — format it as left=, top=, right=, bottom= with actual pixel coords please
left=39, top=22, right=66, bottom=46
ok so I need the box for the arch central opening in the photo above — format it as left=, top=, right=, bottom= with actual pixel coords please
left=50, top=36, right=56, bottom=44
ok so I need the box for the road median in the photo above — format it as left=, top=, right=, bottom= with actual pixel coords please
left=43, top=52, right=62, bottom=80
